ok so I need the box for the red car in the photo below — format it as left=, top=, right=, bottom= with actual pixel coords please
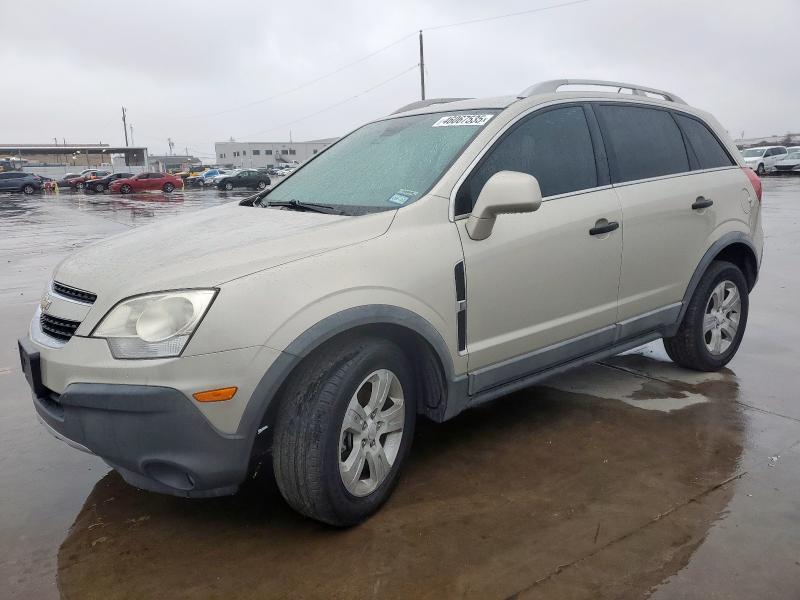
left=109, top=172, right=183, bottom=194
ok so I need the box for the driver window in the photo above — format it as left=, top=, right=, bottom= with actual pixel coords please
left=455, top=105, right=598, bottom=216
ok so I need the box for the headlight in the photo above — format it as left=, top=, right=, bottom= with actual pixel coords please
left=92, top=289, right=216, bottom=359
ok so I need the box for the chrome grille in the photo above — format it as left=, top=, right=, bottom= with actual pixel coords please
left=52, top=281, right=97, bottom=304
left=40, top=314, right=81, bottom=342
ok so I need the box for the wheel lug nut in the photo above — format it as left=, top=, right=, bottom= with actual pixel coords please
left=361, top=439, right=366, bottom=447
left=370, top=440, right=375, bottom=447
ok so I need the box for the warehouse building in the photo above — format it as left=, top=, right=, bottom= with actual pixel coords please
left=214, top=138, right=338, bottom=169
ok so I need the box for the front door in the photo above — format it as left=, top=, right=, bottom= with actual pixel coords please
left=455, top=104, right=622, bottom=392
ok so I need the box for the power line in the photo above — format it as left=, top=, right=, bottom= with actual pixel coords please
left=136, top=65, right=418, bottom=154
left=423, top=0, right=592, bottom=32
left=161, top=0, right=593, bottom=121
left=240, top=65, right=419, bottom=140
left=170, top=32, right=417, bottom=120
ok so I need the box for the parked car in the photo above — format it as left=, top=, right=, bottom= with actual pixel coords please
left=740, top=146, right=788, bottom=175
left=109, top=172, right=183, bottom=194
left=0, top=171, right=42, bottom=194
left=86, top=172, right=134, bottom=193
left=61, top=169, right=111, bottom=190
left=774, top=150, right=800, bottom=174
left=216, top=168, right=270, bottom=190
left=19, top=78, right=763, bottom=526
left=186, top=168, right=227, bottom=187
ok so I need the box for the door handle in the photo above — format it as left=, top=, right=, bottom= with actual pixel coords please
left=589, top=220, right=619, bottom=236
left=692, top=196, right=714, bottom=210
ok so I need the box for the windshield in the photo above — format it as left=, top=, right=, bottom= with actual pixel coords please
left=265, top=110, right=498, bottom=213
left=742, top=148, right=766, bottom=158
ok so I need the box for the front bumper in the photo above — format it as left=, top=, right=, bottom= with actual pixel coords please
left=20, top=337, right=254, bottom=498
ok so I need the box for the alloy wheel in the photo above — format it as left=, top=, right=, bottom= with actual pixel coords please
left=703, top=280, right=741, bottom=355
left=338, top=369, right=405, bottom=497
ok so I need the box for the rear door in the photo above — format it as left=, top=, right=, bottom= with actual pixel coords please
left=456, top=104, right=623, bottom=384
left=594, top=102, right=740, bottom=326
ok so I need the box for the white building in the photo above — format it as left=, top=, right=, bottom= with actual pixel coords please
left=214, top=138, right=338, bottom=169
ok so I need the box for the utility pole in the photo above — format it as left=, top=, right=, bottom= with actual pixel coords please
left=122, top=106, right=129, bottom=146
left=129, top=124, right=134, bottom=145
left=418, top=30, right=426, bottom=101
left=167, top=137, right=175, bottom=155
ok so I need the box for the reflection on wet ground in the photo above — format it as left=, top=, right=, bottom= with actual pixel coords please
left=2, top=180, right=800, bottom=599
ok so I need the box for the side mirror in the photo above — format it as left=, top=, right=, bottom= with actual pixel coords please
left=465, top=171, right=543, bottom=240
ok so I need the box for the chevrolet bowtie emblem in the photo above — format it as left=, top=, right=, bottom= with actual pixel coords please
left=40, top=292, right=52, bottom=313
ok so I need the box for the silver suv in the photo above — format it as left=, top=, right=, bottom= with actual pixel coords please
left=19, top=79, right=763, bottom=525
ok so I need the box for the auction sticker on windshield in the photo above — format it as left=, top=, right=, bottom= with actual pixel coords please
left=432, top=114, right=494, bottom=127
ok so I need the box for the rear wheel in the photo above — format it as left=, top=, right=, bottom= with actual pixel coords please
left=162, top=182, right=175, bottom=193
left=272, top=337, right=416, bottom=526
left=663, top=261, right=749, bottom=371
left=22, top=184, right=35, bottom=195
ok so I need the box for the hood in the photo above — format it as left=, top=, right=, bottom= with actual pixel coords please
left=742, top=156, right=762, bottom=163
left=54, top=202, right=395, bottom=297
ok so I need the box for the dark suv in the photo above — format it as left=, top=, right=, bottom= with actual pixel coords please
left=216, top=169, right=270, bottom=191
left=0, top=172, right=42, bottom=194
left=86, top=172, right=134, bottom=193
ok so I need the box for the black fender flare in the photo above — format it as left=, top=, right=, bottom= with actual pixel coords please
left=236, top=305, right=458, bottom=441
left=670, top=231, right=759, bottom=333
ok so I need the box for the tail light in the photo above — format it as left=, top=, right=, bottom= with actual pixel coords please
left=743, top=167, right=763, bottom=202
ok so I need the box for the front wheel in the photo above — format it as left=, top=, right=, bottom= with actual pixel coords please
left=256, top=180, right=267, bottom=190
left=223, top=181, right=234, bottom=191
left=663, top=261, right=749, bottom=371
left=120, top=184, right=132, bottom=194
left=272, top=338, right=416, bottom=526
left=22, top=184, right=35, bottom=195
left=162, top=183, right=175, bottom=193
left=756, top=163, right=766, bottom=176
left=94, top=182, right=104, bottom=193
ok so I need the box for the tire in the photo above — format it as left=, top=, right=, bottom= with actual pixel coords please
left=94, top=183, right=104, bottom=193
left=22, top=184, right=35, bottom=195
left=272, top=337, right=416, bottom=526
left=76, top=182, right=84, bottom=190
left=256, top=180, right=267, bottom=190
left=120, top=184, right=132, bottom=194
left=756, top=163, right=766, bottom=176
left=224, top=181, right=234, bottom=191
left=162, top=183, right=175, bottom=193
left=663, top=260, right=749, bottom=371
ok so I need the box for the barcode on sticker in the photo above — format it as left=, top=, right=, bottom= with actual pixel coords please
left=432, top=114, right=494, bottom=127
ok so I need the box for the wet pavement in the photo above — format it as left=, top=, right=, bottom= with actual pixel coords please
left=1, top=180, right=799, bottom=599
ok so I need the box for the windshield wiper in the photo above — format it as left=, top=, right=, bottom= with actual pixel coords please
left=265, top=199, right=338, bottom=214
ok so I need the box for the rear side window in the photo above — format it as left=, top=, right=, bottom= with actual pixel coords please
left=674, top=114, right=734, bottom=170
left=456, top=105, right=597, bottom=214
left=596, top=104, right=689, bottom=183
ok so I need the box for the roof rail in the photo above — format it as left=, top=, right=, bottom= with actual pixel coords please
left=391, top=97, right=471, bottom=115
left=517, top=79, right=687, bottom=105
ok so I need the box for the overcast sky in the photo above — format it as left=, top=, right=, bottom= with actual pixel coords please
left=2, top=0, right=798, bottom=159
